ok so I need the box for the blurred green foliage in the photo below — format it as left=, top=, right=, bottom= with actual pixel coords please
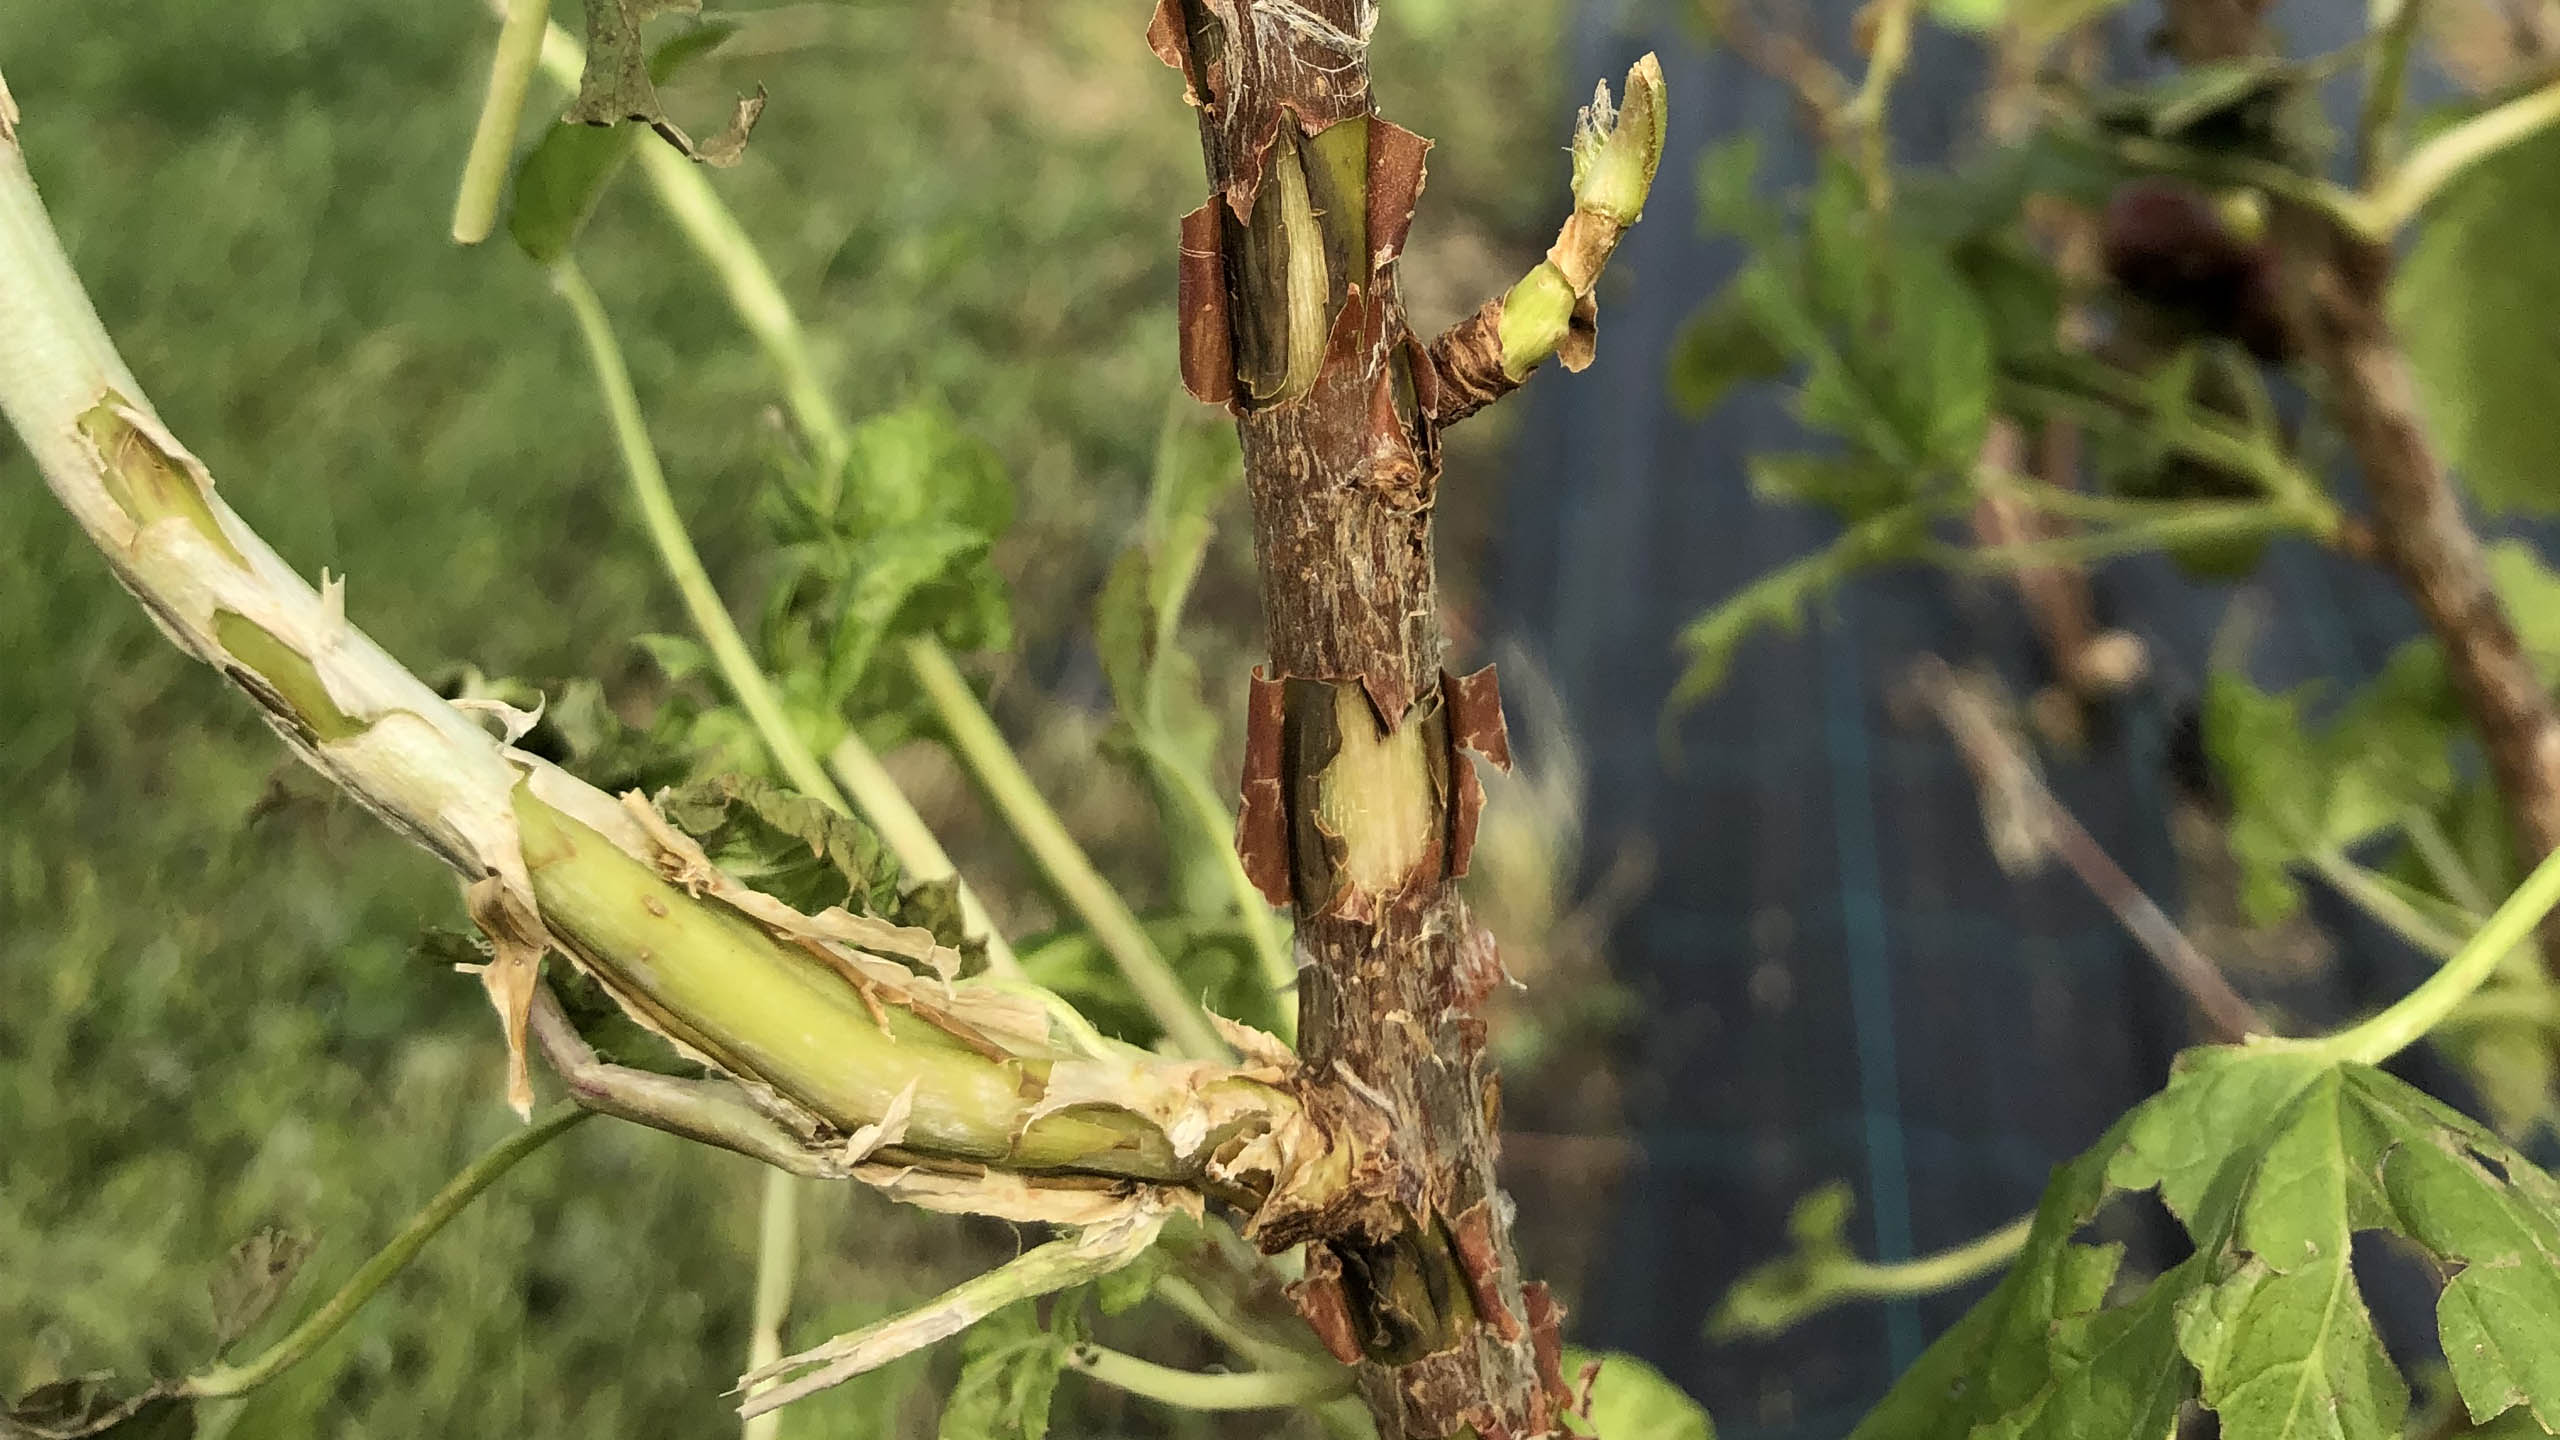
left=0, top=0, right=1560, bottom=1434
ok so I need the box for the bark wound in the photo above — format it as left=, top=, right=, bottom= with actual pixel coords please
left=1155, top=2, right=1561, bottom=1435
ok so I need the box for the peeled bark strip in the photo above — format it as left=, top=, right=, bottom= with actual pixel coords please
left=2298, top=233, right=2560, bottom=966
left=1151, top=6, right=1656, bottom=1436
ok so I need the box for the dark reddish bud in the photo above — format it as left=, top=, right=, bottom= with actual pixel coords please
left=2100, top=178, right=2291, bottom=363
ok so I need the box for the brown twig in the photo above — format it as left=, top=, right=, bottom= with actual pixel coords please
left=1906, top=657, right=2269, bottom=1043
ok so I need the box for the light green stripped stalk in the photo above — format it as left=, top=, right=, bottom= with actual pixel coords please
left=186, top=1104, right=592, bottom=1399
left=2313, top=840, right=2560, bottom=1065
left=450, top=0, right=550, bottom=244
left=739, top=1209, right=1169, bottom=1418
left=908, top=640, right=1226, bottom=1061
left=741, top=1170, right=801, bottom=1439
left=1067, top=1345, right=1352, bottom=1411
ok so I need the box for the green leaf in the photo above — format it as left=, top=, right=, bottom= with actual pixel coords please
left=1562, top=1350, right=1714, bottom=1440
left=1672, top=506, right=1927, bottom=707
left=1747, top=454, right=1912, bottom=523
left=937, top=1300, right=1072, bottom=1440
left=208, top=1227, right=312, bottom=1354
left=655, top=772, right=901, bottom=918
left=2395, top=126, right=2560, bottom=514
left=1874, top=246, right=1992, bottom=472
left=508, top=122, right=638, bottom=264
left=1852, top=1048, right=2560, bottom=1440
left=1698, top=136, right=1772, bottom=240
left=1668, top=287, right=1791, bottom=418
left=2205, top=643, right=2464, bottom=924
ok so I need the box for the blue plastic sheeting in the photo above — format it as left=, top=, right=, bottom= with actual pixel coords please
left=1492, top=1, right=2530, bottom=1433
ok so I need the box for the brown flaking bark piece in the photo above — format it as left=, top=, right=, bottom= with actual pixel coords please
left=1425, top=298, right=1521, bottom=428
left=1179, top=203, right=1237, bottom=407
left=1443, top=664, right=1510, bottom=879
left=1449, top=1200, right=1525, bottom=1342
left=1289, top=1245, right=1367, bottom=1365
left=1235, top=667, right=1293, bottom=905
left=1146, top=0, right=1195, bottom=98
left=1364, top=361, right=1430, bottom=515
left=1523, top=1281, right=1573, bottom=1423
left=1366, top=118, right=1431, bottom=275
left=1445, top=664, right=1511, bottom=770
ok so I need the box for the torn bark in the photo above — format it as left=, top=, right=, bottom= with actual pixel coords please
left=1150, top=4, right=1645, bottom=1436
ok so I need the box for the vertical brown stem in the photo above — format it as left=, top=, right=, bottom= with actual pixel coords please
left=1150, top=2, right=1560, bottom=1436
left=2297, top=233, right=2560, bottom=968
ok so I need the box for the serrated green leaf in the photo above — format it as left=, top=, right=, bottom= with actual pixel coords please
left=2380, top=1130, right=2560, bottom=1432
left=2394, top=127, right=2560, bottom=514
left=655, top=772, right=900, bottom=918
left=1853, top=1050, right=2560, bottom=1440
left=937, top=1300, right=1071, bottom=1440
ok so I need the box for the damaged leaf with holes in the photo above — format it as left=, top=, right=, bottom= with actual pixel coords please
left=1851, top=1045, right=2560, bottom=1440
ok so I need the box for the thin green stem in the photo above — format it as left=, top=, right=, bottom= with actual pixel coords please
left=1153, top=1274, right=1317, bottom=1374
left=1710, top=1212, right=2031, bottom=1340
left=1998, top=368, right=2339, bottom=531
left=2355, top=0, right=2424, bottom=187
left=2315, top=840, right=2560, bottom=1065
left=908, top=640, right=1227, bottom=1060
left=1066, top=1345, right=1351, bottom=1411
left=2368, top=74, right=2560, bottom=233
left=2302, top=845, right=2469, bottom=960
left=2403, top=805, right=2495, bottom=917
left=2098, top=130, right=2385, bottom=239
left=1936, top=500, right=2304, bottom=571
left=450, top=0, right=550, bottom=244
left=741, top=1169, right=801, bottom=1439
left=525, top=14, right=846, bottom=467
left=185, top=1104, right=591, bottom=1399
left=552, top=259, right=848, bottom=812
left=1132, top=730, right=1295, bottom=1038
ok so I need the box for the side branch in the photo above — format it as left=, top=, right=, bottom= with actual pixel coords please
left=0, top=82, right=1324, bottom=1242
left=2292, top=227, right=2560, bottom=972
left=1426, top=55, right=1666, bottom=428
